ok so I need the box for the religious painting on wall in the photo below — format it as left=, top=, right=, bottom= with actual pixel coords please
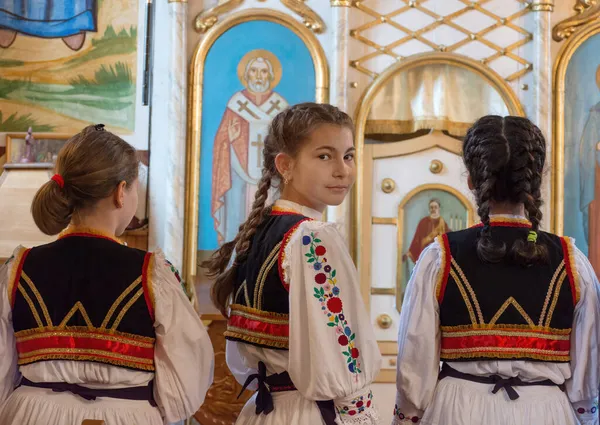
left=398, top=185, right=472, bottom=307
left=185, top=10, right=328, bottom=425
left=555, top=25, right=600, bottom=280
left=0, top=0, right=139, bottom=133
left=6, top=131, right=69, bottom=165
left=194, top=17, right=322, bottom=261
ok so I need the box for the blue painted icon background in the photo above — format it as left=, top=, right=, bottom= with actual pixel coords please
left=197, top=20, right=316, bottom=251
left=563, top=33, right=600, bottom=256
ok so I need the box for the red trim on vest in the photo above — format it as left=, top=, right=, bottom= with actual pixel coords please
left=142, top=253, right=155, bottom=321
left=441, top=333, right=570, bottom=358
left=472, top=222, right=532, bottom=229
left=58, top=228, right=123, bottom=245
left=278, top=218, right=311, bottom=292
left=10, top=249, right=30, bottom=309
left=560, top=237, right=578, bottom=306
left=16, top=333, right=155, bottom=364
left=58, top=232, right=122, bottom=244
left=271, top=206, right=306, bottom=217
left=271, top=210, right=303, bottom=216
left=438, top=234, right=452, bottom=303
left=228, top=313, right=290, bottom=338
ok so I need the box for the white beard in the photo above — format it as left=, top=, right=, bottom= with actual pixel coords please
left=248, top=80, right=270, bottom=93
left=430, top=213, right=441, bottom=219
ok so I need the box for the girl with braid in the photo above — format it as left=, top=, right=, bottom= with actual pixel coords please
left=203, top=103, right=381, bottom=425
left=392, top=116, right=600, bottom=425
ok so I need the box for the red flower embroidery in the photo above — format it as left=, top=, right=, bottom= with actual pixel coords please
left=315, top=273, right=327, bottom=284
left=307, top=232, right=361, bottom=375
left=337, top=390, right=372, bottom=416
left=327, top=297, right=343, bottom=313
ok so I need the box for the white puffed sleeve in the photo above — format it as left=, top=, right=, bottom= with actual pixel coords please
left=392, top=242, right=442, bottom=424
left=151, top=251, right=214, bottom=423
left=285, top=221, right=381, bottom=422
left=0, top=246, right=25, bottom=405
left=566, top=241, right=600, bottom=425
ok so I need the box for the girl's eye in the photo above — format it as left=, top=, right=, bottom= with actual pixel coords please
left=319, top=154, right=331, bottom=160
left=344, top=153, right=355, bottom=161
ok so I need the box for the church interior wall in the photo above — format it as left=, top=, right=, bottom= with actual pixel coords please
left=0, top=1, right=594, bottom=424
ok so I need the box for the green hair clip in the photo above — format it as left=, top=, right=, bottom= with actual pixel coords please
left=527, top=231, right=538, bottom=243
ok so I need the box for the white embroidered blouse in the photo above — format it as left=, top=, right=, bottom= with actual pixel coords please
left=392, top=216, right=600, bottom=425
left=226, top=199, right=382, bottom=424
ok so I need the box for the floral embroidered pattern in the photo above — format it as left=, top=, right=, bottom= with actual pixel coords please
left=337, top=391, right=373, bottom=416
left=304, top=232, right=361, bottom=375
left=577, top=401, right=598, bottom=415
left=393, top=404, right=420, bottom=423
left=165, top=259, right=181, bottom=282
left=165, top=259, right=188, bottom=296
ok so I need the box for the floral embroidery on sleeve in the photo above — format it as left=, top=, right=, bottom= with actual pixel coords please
left=393, top=405, right=421, bottom=423
left=304, top=232, right=362, bottom=375
left=165, top=258, right=189, bottom=298
left=165, top=259, right=181, bottom=282
left=394, top=404, right=421, bottom=424
left=337, top=390, right=373, bottom=416
left=576, top=400, right=598, bottom=415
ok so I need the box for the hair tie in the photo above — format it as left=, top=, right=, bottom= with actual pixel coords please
left=527, top=231, right=538, bottom=243
left=94, top=123, right=105, bottom=131
left=51, top=174, right=64, bottom=189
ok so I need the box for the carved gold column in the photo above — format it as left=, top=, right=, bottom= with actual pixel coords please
left=327, top=0, right=352, bottom=240
left=531, top=1, right=554, bottom=12
left=193, top=321, right=252, bottom=425
left=531, top=0, right=553, bottom=228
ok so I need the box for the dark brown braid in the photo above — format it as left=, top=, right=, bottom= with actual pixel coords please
left=202, top=102, right=354, bottom=316
left=463, top=115, right=548, bottom=265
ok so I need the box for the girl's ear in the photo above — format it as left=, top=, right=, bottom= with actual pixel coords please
left=467, top=174, right=474, bottom=191
left=114, top=180, right=126, bottom=208
left=275, top=152, right=294, bottom=182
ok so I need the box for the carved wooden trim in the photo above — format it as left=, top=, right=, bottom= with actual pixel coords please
left=193, top=0, right=245, bottom=34
left=194, top=320, right=252, bottom=425
left=553, top=0, right=600, bottom=41
left=280, top=0, right=326, bottom=33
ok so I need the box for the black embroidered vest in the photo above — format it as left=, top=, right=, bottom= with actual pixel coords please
left=224, top=209, right=310, bottom=350
left=9, top=229, right=156, bottom=371
left=436, top=218, right=579, bottom=363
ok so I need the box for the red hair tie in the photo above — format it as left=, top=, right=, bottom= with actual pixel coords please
left=51, top=174, right=65, bottom=188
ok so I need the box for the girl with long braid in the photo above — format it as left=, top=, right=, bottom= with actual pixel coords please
left=392, top=116, right=600, bottom=425
left=203, top=103, right=381, bottom=425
